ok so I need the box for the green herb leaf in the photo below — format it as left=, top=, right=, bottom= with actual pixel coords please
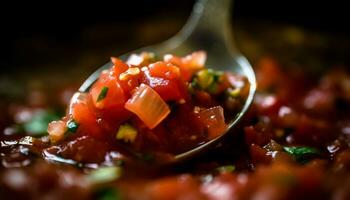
left=97, top=86, right=109, bottom=102
left=67, top=119, right=79, bottom=133
left=88, top=166, right=122, bottom=184
left=24, top=110, right=60, bottom=136
left=283, top=146, right=320, bottom=163
left=95, top=187, right=122, bottom=200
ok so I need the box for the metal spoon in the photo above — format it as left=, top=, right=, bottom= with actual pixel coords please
left=79, top=0, right=256, bottom=163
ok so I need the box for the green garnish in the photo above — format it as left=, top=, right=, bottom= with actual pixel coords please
left=97, top=86, right=109, bottom=102
left=283, top=146, right=320, bottom=163
left=66, top=119, right=79, bottom=133
left=191, top=69, right=223, bottom=94
left=95, top=187, right=122, bottom=200
left=216, top=165, right=235, bottom=173
left=196, top=69, right=215, bottom=89
left=88, top=167, right=122, bottom=184
left=24, top=110, right=60, bottom=136
left=116, top=124, right=138, bottom=143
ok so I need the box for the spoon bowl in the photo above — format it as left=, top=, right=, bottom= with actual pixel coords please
left=79, top=0, right=256, bottom=163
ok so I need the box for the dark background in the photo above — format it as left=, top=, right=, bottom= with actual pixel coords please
left=0, top=0, right=348, bottom=73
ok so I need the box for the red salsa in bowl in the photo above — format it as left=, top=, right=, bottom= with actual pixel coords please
left=1, top=53, right=350, bottom=200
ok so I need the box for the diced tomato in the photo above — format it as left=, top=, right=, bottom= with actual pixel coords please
left=47, top=120, right=67, bottom=143
left=111, top=57, right=129, bottom=76
left=71, top=95, right=104, bottom=140
left=250, top=143, right=272, bottom=166
left=148, top=61, right=180, bottom=79
left=90, top=72, right=127, bottom=110
left=144, top=73, right=187, bottom=101
left=117, top=68, right=144, bottom=96
left=196, top=106, right=226, bottom=140
left=164, top=51, right=206, bottom=81
left=244, top=124, right=273, bottom=146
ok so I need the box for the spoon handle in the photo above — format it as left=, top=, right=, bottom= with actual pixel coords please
left=181, top=0, right=232, bottom=39
left=162, top=0, right=234, bottom=54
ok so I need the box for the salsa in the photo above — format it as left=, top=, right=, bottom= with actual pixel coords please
left=1, top=54, right=350, bottom=200
left=45, top=51, right=249, bottom=161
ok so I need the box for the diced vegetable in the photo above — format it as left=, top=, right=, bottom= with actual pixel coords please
left=47, top=120, right=67, bottom=143
left=116, top=123, right=138, bottom=143
left=197, top=106, right=226, bottom=139
left=196, top=69, right=215, bottom=89
left=283, top=146, right=320, bottom=163
left=145, top=76, right=187, bottom=102
left=88, top=166, right=122, bottom=184
left=90, top=72, right=126, bottom=110
left=216, top=165, right=235, bottom=173
left=191, top=69, right=224, bottom=94
left=125, top=84, right=170, bottom=129
left=23, top=110, right=60, bottom=136
left=71, top=95, right=104, bottom=139
left=66, top=119, right=79, bottom=133
left=182, top=51, right=207, bottom=70
left=96, top=86, right=109, bottom=102
left=148, top=61, right=180, bottom=79
left=164, top=51, right=206, bottom=81
left=111, top=57, right=129, bottom=75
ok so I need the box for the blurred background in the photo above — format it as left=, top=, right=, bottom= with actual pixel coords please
left=0, top=0, right=349, bottom=102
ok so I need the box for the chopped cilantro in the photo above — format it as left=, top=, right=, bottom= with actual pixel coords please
left=24, top=110, right=60, bottom=136
left=97, top=86, right=109, bottom=102
left=66, top=119, right=79, bottom=133
left=283, top=146, right=320, bottom=163
left=191, top=69, right=224, bottom=94
left=88, top=166, right=122, bottom=184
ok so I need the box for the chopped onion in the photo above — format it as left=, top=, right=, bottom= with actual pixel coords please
left=125, top=84, right=170, bottom=129
left=47, top=120, right=67, bottom=143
